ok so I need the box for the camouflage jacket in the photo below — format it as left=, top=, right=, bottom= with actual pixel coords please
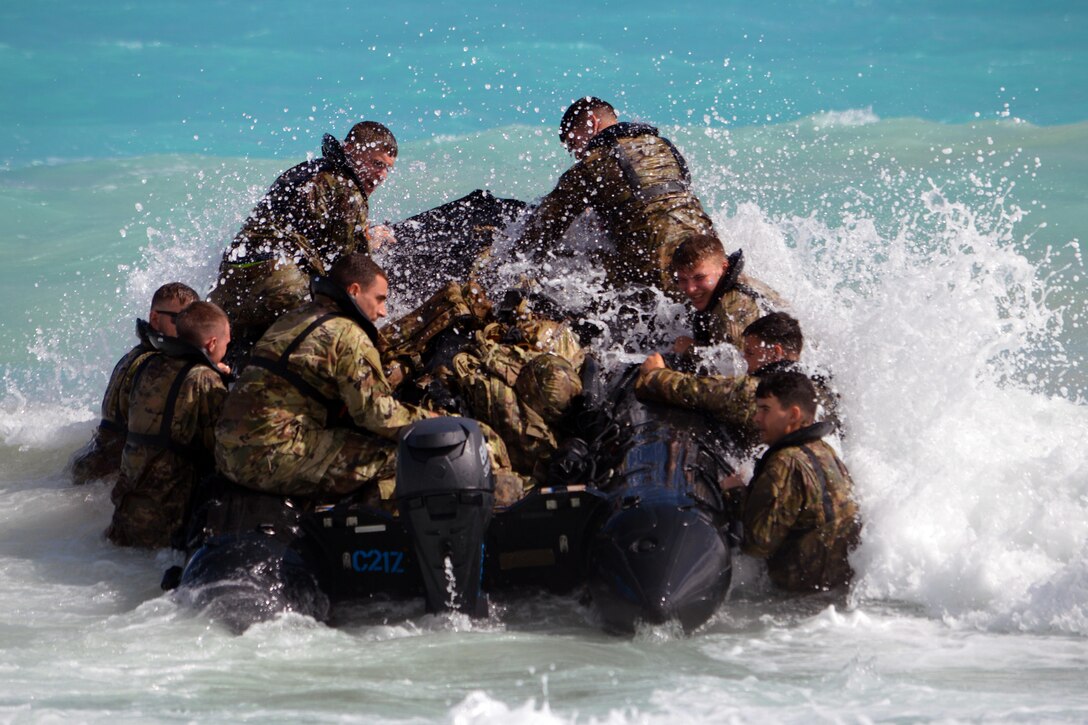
left=741, top=422, right=861, bottom=591
left=691, top=250, right=782, bottom=350
left=215, top=298, right=431, bottom=493
left=518, top=122, right=715, bottom=289
left=70, top=319, right=158, bottom=484
left=209, top=135, right=370, bottom=337
left=635, top=359, right=841, bottom=450
left=109, top=350, right=229, bottom=547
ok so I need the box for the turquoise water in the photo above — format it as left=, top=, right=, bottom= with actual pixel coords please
left=2, top=2, right=1087, bottom=722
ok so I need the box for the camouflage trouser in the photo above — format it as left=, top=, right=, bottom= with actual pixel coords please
left=323, top=420, right=529, bottom=509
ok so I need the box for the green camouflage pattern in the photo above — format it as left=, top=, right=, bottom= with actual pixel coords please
left=209, top=164, right=369, bottom=337
left=107, top=355, right=228, bottom=548
left=635, top=361, right=842, bottom=451
left=445, top=322, right=583, bottom=478
left=520, top=130, right=714, bottom=290
left=694, top=280, right=769, bottom=350
left=215, top=299, right=431, bottom=498
left=515, top=354, right=583, bottom=424
left=742, top=436, right=861, bottom=591
left=635, top=368, right=760, bottom=450
left=70, top=331, right=157, bottom=485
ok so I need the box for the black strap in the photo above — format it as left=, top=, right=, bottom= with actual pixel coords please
left=800, top=445, right=836, bottom=525
left=608, top=135, right=690, bottom=205
left=247, top=312, right=347, bottom=424
left=125, top=359, right=211, bottom=465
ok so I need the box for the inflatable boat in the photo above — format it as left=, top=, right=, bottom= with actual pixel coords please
left=172, top=365, right=738, bottom=634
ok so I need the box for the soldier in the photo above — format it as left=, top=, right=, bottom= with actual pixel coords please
left=669, top=234, right=783, bottom=357
left=209, top=121, right=398, bottom=365
left=516, top=96, right=716, bottom=292
left=215, top=254, right=527, bottom=507
left=636, top=312, right=840, bottom=451
left=70, top=282, right=199, bottom=485
left=737, top=371, right=861, bottom=592
left=106, top=301, right=232, bottom=548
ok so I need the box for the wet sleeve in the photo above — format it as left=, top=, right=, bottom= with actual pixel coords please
left=741, top=456, right=804, bottom=559
left=335, top=329, right=431, bottom=438
left=517, top=165, right=590, bottom=256
left=635, top=368, right=756, bottom=429
left=199, top=379, right=230, bottom=453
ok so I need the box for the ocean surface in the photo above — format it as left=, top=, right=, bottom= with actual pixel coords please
left=2, top=1, right=1087, bottom=722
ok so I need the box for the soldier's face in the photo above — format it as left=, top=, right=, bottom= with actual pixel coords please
left=675, top=258, right=727, bottom=311
left=743, top=336, right=784, bottom=373
left=351, top=276, right=389, bottom=322
left=149, top=299, right=187, bottom=337
left=754, top=394, right=802, bottom=446
left=347, top=148, right=396, bottom=195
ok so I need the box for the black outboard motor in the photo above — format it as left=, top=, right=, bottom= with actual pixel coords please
left=585, top=367, right=736, bottom=633
left=395, top=417, right=494, bottom=617
left=588, top=486, right=731, bottom=633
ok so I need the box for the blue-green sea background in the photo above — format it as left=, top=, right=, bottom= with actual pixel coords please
left=2, top=2, right=1087, bottom=723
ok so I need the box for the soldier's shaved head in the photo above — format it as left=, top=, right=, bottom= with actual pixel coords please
left=176, top=301, right=230, bottom=348
left=344, top=121, right=398, bottom=157
left=559, top=97, right=616, bottom=143
left=744, top=313, right=804, bottom=357
left=151, top=282, right=199, bottom=309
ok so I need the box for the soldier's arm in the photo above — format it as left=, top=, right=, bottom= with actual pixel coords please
left=516, top=165, right=590, bottom=257
left=198, top=377, right=230, bottom=453
left=741, top=456, right=804, bottom=559
left=335, top=329, right=431, bottom=439
left=635, top=368, right=756, bottom=429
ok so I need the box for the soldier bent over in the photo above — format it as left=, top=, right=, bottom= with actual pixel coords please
left=215, top=254, right=527, bottom=507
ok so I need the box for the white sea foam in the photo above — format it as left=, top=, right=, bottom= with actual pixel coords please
left=809, top=107, right=881, bottom=128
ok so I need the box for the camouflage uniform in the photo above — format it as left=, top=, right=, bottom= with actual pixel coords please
left=444, top=319, right=584, bottom=479
left=107, top=352, right=229, bottom=548
left=741, top=422, right=861, bottom=591
left=635, top=359, right=842, bottom=451
left=518, top=122, right=715, bottom=290
left=209, top=135, right=370, bottom=348
left=70, top=320, right=158, bottom=484
left=691, top=250, right=783, bottom=351
left=636, top=366, right=761, bottom=451
left=214, top=298, right=528, bottom=506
